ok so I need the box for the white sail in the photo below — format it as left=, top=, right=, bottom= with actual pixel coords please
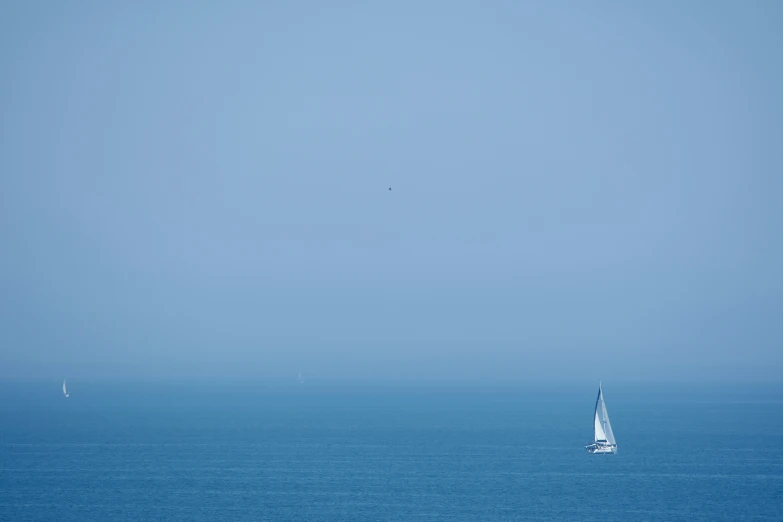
left=62, top=379, right=69, bottom=398
left=593, top=384, right=604, bottom=441
left=594, top=409, right=606, bottom=441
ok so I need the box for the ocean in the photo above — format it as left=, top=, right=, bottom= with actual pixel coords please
left=1, top=382, right=781, bottom=521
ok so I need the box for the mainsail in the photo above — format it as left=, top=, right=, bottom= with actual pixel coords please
left=62, top=379, right=69, bottom=398
left=594, top=407, right=606, bottom=441
left=593, top=382, right=615, bottom=444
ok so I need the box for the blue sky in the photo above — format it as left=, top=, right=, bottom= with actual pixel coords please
left=1, top=1, right=781, bottom=382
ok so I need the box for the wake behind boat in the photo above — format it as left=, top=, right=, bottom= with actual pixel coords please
left=585, top=381, right=616, bottom=454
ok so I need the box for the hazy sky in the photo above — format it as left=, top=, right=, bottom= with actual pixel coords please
left=1, top=1, right=781, bottom=382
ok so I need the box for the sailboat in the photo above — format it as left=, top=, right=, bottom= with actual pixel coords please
left=585, top=381, right=616, bottom=454
left=298, top=371, right=305, bottom=384
left=62, top=379, right=70, bottom=398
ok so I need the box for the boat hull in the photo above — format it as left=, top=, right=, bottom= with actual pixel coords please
left=585, top=443, right=617, bottom=454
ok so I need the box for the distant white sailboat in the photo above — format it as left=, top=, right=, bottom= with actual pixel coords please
left=585, top=381, right=616, bottom=454
left=298, top=371, right=305, bottom=384
left=62, top=379, right=70, bottom=398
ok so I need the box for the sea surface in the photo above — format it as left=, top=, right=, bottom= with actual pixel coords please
left=1, top=381, right=781, bottom=521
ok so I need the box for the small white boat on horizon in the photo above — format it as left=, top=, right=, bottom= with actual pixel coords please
left=586, top=381, right=616, bottom=454
left=63, top=379, right=70, bottom=398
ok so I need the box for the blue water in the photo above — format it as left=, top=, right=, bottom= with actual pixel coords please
left=1, top=382, right=781, bottom=521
